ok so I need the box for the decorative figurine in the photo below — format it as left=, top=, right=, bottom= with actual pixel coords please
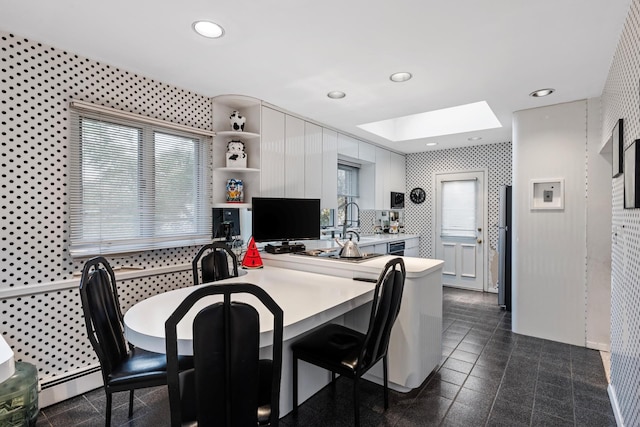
left=225, top=140, right=247, bottom=168
left=226, top=178, right=244, bottom=203
left=229, top=110, right=246, bottom=131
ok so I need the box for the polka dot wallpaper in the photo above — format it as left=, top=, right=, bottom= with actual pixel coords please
left=1, top=31, right=211, bottom=382
left=601, top=0, right=640, bottom=424
left=405, top=142, right=512, bottom=289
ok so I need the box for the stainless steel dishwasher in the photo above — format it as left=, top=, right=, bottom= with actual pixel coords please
left=387, top=241, right=405, bottom=256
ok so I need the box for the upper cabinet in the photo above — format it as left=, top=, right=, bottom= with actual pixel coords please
left=260, top=106, right=286, bottom=197
left=212, top=95, right=262, bottom=208
left=389, top=152, right=406, bottom=194
left=337, top=133, right=359, bottom=158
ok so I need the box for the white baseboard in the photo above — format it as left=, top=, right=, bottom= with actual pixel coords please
left=587, top=340, right=611, bottom=352
left=39, top=370, right=103, bottom=408
left=608, top=383, right=624, bottom=427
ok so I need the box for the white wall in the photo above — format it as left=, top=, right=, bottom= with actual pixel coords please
left=585, top=97, right=612, bottom=351
left=512, top=100, right=587, bottom=346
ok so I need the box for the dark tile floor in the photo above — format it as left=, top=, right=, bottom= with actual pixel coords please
left=35, top=288, right=616, bottom=426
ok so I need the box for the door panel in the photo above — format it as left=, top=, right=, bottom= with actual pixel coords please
left=435, top=171, right=486, bottom=291
left=442, top=243, right=457, bottom=276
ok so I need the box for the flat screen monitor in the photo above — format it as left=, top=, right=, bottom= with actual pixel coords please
left=251, top=197, right=320, bottom=243
left=212, top=208, right=241, bottom=240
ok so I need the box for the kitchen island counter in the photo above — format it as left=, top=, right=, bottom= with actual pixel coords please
left=261, top=251, right=443, bottom=396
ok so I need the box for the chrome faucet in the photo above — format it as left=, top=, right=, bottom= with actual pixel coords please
left=341, top=201, right=360, bottom=241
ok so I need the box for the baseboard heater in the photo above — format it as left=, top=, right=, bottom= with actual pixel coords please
left=40, top=364, right=101, bottom=390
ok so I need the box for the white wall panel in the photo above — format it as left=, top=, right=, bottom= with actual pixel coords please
left=322, top=129, right=338, bottom=211
left=285, top=115, right=305, bottom=198
left=260, top=107, right=285, bottom=197
left=304, top=122, right=323, bottom=199
left=512, top=100, right=587, bottom=346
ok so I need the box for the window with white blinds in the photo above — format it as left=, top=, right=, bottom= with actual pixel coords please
left=69, top=107, right=211, bottom=257
left=441, top=179, right=477, bottom=238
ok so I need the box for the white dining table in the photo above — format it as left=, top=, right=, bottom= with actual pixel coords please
left=123, top=265, right=377, bottom=415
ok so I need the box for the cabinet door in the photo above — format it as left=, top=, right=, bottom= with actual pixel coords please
left=322, top=128, right=338, bottom=211
left=358, top=141, right=376, bottom=163
left=375, top=147, right=390, bottom=210
left=337, top=133, right=358, bottom=158
left=285, top=115, right=305, bottom=198
left=305, top=122, right=323, bottom=199
left=261, top=107, right=285, bottom=197
left=390, top=152, right=406, bottom=193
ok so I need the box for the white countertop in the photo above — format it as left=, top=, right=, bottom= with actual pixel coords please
left=300, top=233, right=420, bottom=251
left=124, top=266, right=377, bottom=355
left=261, top=251, right=443, bottom=279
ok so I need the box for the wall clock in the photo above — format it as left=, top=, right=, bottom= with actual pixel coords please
left=410, top=187, right=426, bottom=204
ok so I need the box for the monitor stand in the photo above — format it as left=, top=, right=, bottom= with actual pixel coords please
left=264, top=241, right=306, bottom=254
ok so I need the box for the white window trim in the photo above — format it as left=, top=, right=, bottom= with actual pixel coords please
left=69, top=101, right=212, bottom=257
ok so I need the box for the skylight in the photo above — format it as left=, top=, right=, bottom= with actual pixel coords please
left=357, top=101, right=502, bottom=142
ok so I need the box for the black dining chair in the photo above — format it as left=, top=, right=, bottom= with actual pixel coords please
left=165, top=282, right=283, bottom=427
left=78, top=256, right=192, bottom=427
left=192, top=242, right=239, bottom=285
left=291, top=257, right=406, bottom=426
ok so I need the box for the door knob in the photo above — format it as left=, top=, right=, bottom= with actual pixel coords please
left=477, top=239, right=482, bottom=244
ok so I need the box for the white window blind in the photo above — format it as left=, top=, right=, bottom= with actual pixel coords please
left=441, top=179, right=477, bottom=238
left=337, top=163, right=359, bottom=197
left=69, top=106, right=211, bottom=257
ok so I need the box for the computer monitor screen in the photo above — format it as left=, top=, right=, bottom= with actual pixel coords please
left=251, top=197, right=320, bottom=243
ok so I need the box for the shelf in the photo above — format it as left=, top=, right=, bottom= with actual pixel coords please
left=214, top=167, right=260, bottom=173
left=212, top=202, right=252, bottom=209
left=215, top=131, right=260, bottom=140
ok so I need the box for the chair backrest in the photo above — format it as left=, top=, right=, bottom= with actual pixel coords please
left=359, top=257, right=406, bottom=373
left=78, top=256, right=129, bottom=380
left=165, top=283, right=283, bottom=427
left=192, top=242, right=239, bottom=285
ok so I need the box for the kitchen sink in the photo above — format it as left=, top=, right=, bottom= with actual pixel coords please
left=293, top=249, right=385, bottom=263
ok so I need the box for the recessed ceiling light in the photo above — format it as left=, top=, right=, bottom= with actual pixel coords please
left=358, top=101, right=502, bottom=142
left=426, top=142, right=438, bottom=146
left=327, top=91, right=346, bottom=99
left=529, top=88, right=555, bottom=97
left=193, top=21, right=225, bottom=38
left=468, top=136, right=482, bottom=141
left=390, top=72, right=412, bottom=82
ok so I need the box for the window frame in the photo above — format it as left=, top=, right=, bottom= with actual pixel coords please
left=69, top=105, right=212, bottom=257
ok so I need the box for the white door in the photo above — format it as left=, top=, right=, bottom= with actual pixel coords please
left=435, top=171, right=486, bottom=291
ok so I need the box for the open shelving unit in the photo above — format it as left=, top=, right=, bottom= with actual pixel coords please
left=212, top=95, right=262, bottom=208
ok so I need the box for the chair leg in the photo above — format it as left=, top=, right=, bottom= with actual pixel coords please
left=331, top=371, right=336, bottom=393
left=383, top=355, right=389, bottom=410
left=353, top=377, right=360, bottom=427
left=128, top=389, right=134, bottom=417
left=105, top=392, right=112, bottom=427
left=292, top=355, right=298, bottom=414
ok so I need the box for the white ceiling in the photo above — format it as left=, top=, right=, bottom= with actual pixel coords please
left=0, top=0, right=632, bottom=153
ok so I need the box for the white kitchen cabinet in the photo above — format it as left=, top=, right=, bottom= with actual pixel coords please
left=260, top=106, right=285, bottom=197
left=322, top=128, right=338, bottom=211
left=212, top=95, right=262, bottom=208
left=389, top=151, right=406, bottom=193
left=375, top=147, right=390, bottom=210
left=404, top=237, right=420, bottom=257
left=337, top=133, right=359, bottom=159
left=285, top=115, right=305, bottom=198
left=358, top=141, right=376, bottom=163
left=305, top=122, right=323, bottom=199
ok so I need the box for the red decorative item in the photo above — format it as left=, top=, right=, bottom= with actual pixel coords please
left=242, top=237, right=263, bottom=269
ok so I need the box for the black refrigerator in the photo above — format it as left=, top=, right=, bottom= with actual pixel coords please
left=498, top=185, right=512, bottom=311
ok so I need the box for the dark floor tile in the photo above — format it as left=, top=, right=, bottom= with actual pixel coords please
left=453, top=387, right=494, bottom=416
left=421, top=378, right=462, bottom=400
left=495, top=383, right=535, bottom=409
left=442, top=357, right=474, bottom=375
left=456, top=340, right=485, bottom=355
left=435, top=367, right=468, bottom=386
left=463, top=374, right=501, bottom=395
left=469, top=363, right=506, bottom=381
left=537, top=369, right=572, bottom=389
left=536, top=380, right=573, bottom=403
left=534, top=394, right=574, bottom=422
left=487, top=397, right=532, bottom=427
left=442, top=400, right=490, bottom=427
left=531, top=408, right=575, bottom=427
left=574, top=405, right=617, bottom=427
left=397, top=394, right=452, bottom=426
left=45, top=397, right=100, bottom=427
left=449, top=348, right=479, bottom=364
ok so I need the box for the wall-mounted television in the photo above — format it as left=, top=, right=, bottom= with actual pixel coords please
left=251, top=197, right=320, bottom=243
